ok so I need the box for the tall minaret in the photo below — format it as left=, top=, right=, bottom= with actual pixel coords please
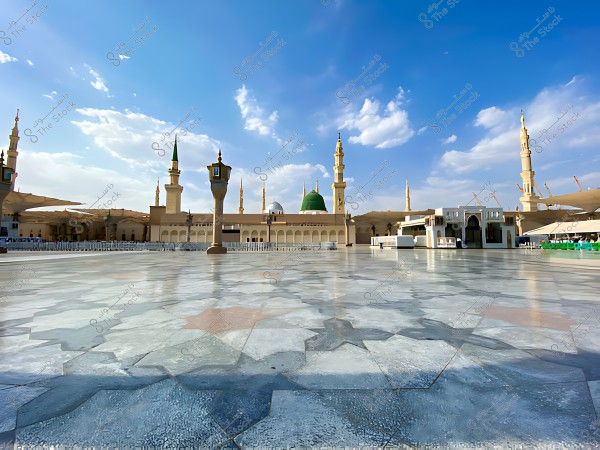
left=519, top=111, right=540, bottom=212
left=332, top=133, right=346, bottom=214
left=405, top=179, right=411, bottom=212
left=155, top=177, right=160, bottom=207
left=261, top=181, right=266, bottom=213
left=165, top=136, right=183, bottom=214
left=7, top=109, right=19, bottom=191
left=238, top=178, right=244, bottom=214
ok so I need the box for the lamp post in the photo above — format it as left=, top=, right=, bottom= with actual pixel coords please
left=0, top=150, right=14, bottom=252
left=265, top=213, right=272, bottom=244
left=186, top=209, right=193, bottom=243
left=207, top=149, right=231, bottom=254
left=103, top=211, right=111, bottom=241
left=344, top=211, right=352, bottom=246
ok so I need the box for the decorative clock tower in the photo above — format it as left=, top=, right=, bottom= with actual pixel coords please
left=207, top=149, right=231, bottom=254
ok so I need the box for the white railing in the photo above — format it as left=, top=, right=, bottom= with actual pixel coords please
left=437, top=237, right=457, bottom=248
left=3, top=241, right=337, bottom=252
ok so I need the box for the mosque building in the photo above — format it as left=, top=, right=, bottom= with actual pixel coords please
left=5, top=109, right=598, bottom=244
left=148, top=134, right=355, bottom=244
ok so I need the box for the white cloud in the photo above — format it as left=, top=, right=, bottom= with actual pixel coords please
left=43, top=90, right=58, bottom=100
left=442, top=134, right=457, bottom=145
left=439, top=77, right=600, bottom=175
left=84, top=64, right=109, bottom=93
left=17, top=151, right=151, bottom=211
left=19, top=107, right=223, bottom=213
left=338, top=87, right=414, bottom=149
left=26, top=59, right=34, bottom=67
left=474, top=106, right=511, bottom=130
left=0, top=50, right=18, bottom=64
left=234, top=85, right=278, bottom=137
left=71, top=108, right=219, bottom=173
left=409, top=176, right=506, bottom=211
left=440, top=129, right=514, bottom=174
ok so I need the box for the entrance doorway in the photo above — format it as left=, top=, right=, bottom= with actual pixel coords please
left=465, top=215, right=482, bottom=248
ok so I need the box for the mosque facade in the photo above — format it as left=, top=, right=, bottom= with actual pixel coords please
left=6, top=109, right=597, bottom=243
left=148, top=134, right=355, bottom=244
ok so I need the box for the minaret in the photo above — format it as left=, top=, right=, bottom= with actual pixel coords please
left=7, top=109, right=19, bottom=191
left=261, top=181, right=266, bottom=213
left=165, top=136, right=183, bottom=214
left=238, top=178, right=244, bottom=214
left=405, top=179, right=411, bottom=212
left=155, top=177, right=160, bottom=207
left=519, top=111, right=540, bottom=212
left=332, top=133, right=346, bottom=214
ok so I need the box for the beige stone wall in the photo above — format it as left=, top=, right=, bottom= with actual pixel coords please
left=18, top=223, right=50, bottom=240
left=354, top=223, right=400, bottom=244
left=153, top=223, right=355, bottom=244
left=240, top=225, right=348, bottom=244
left=114, top=222, right=146, bottom=241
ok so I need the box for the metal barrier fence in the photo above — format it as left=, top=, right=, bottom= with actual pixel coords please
left=3, top=241, right=337, bottom=252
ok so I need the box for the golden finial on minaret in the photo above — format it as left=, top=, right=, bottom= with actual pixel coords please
left=218, top=148, right=222, bottom=164
left=316, top=178, right=319, bottom=193
left=520, top=109, right=525, bottom=128
left=12, top=109, right=19, bottom=134
left=261, top=181, right=266, bottom=213
left=520, top=110, right=530, bottom=153
left=155, top=177, right=160, bottom=207
left=302, top=181, right=306, bottom=199
left=405, top=179, right=411, bottom=212
left=238, top=178, right=244, bottom=214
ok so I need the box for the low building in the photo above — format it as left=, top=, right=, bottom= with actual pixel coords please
left=400, top=206, right=516, bottom=249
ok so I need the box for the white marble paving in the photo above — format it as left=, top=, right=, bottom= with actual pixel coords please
left=242, top=328, right=316, bottom=360
left=476, top=326, right=578, bottom=354
left=365, top=335, right=457, bottom=388
left=289, top=344, right=390, bottom=390
left=0, top=248, right=598, bottom=447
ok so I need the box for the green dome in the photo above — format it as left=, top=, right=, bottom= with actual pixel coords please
left=301, top=190, right=327, bottom=212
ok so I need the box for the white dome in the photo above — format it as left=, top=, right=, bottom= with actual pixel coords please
left=265, top=201, right=284, bottom=214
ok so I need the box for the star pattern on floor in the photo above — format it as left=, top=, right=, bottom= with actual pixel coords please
left=306, top=318, right=393, bottom=351
left=525, top=348, right=600, bottom=381
left=397, top=318, right=514, bottom=350
left=182, top=307, right=293, bottom=334
left=483, top=306, right=576, bottom=331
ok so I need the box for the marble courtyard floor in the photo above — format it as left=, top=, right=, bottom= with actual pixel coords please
left=0, top=248, right=599, bottom=448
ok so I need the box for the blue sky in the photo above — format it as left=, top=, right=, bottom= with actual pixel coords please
left=1, top=0, right=599, bottom=216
